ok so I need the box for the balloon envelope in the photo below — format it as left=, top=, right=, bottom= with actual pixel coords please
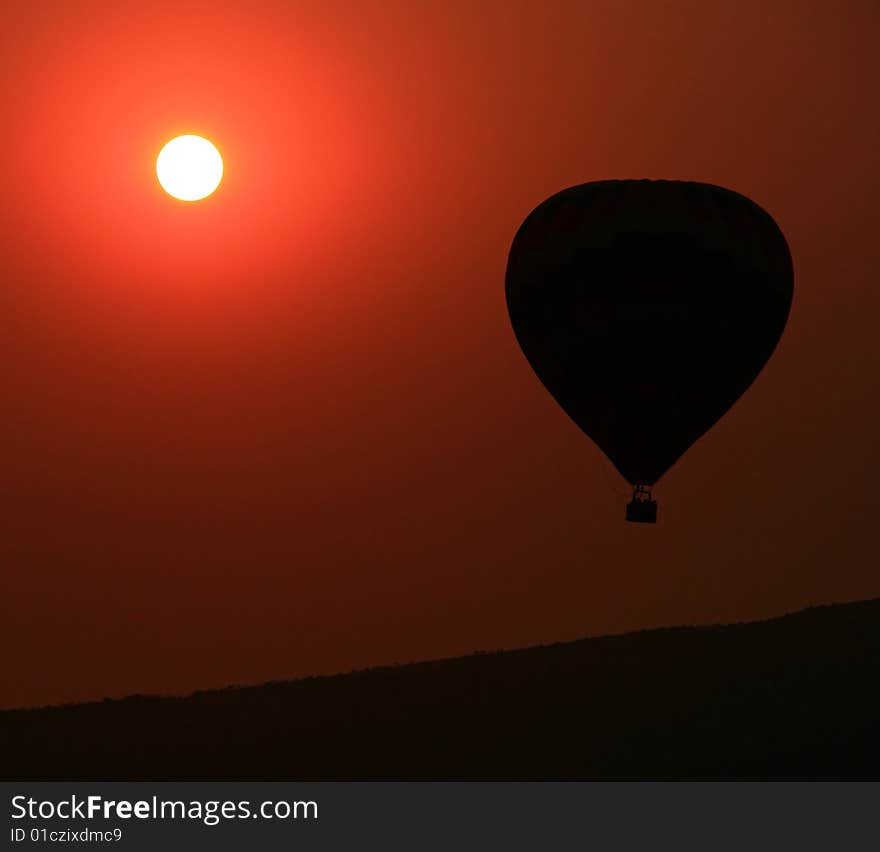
left=505, top=179, right=793, bottom=489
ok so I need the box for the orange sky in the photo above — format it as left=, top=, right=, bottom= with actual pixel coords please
left=2, top=0, right=878, bottom=709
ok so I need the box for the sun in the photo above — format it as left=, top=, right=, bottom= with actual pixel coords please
left=156, top=135, right=223, bottom=201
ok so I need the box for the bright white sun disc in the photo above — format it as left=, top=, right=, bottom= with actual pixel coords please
left=156, top=135, right=223, bottom=201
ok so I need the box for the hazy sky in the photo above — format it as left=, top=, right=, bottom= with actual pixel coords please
left=2, top=0, right=878, bottom=709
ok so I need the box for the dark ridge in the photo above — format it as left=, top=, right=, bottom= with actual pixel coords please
left=3, top=598, right=878, bottom=780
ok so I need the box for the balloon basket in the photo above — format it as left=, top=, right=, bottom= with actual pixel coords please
left=626, top=485, right=657, bottom=523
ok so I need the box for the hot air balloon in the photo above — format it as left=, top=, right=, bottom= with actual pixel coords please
left=505, top=180, right=793, bottom=522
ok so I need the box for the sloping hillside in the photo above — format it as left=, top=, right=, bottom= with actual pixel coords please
left=3, top=598, right=878, bottom=779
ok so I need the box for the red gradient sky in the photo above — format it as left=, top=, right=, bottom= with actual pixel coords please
left=2, top=1, right=878, bottom=709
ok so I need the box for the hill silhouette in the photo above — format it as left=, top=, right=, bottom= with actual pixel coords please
left=3, top=598, right=878, bottom=780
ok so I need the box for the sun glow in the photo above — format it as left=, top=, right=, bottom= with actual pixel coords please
left=156, top=135, right=223, bottom=201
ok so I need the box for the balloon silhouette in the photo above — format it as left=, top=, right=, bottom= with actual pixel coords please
left=505, top=180, right=793, bottom=522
